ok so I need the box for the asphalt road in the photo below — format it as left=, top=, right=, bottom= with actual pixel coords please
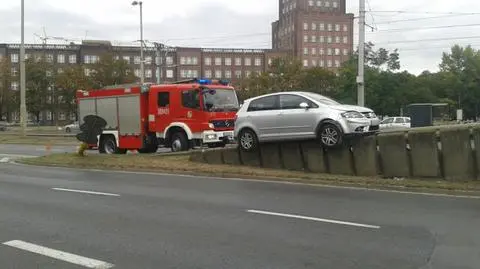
left=0, top=162, right=479, bottom=269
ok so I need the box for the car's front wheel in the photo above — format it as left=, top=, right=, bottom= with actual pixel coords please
left=238, top=128, right=258, bottom=152
left=318, top=123, right=343, bottom=148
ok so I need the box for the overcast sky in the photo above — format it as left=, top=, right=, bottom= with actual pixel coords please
left=1, top=0, right=479, bottom=74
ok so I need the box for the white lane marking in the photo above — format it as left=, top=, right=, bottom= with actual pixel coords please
left=52, top=188, right=120, bottom=197
left=3, top=240, right=114, bottom=269
left=12, top=161, right=480, bottom=200
left=0, top=153, right=36, bottom=158
left=247, top=209, right=381, bottom=229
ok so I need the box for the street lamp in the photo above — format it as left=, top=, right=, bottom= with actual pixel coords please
left=132, top=1, right=144, bottom=84
left=20, top=0, right=27, bottom=136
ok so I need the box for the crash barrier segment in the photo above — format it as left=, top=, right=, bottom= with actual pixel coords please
left=190, top=124, right=480, bottom=181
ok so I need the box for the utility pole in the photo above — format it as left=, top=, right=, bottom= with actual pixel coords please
left=357, top=0, right=366, bottom=107
left=154, top=42, right=163, bottom=84
left=20, top=0, right=27, bottom=136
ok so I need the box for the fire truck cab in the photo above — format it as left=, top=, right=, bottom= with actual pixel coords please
left=76, top=78, right=240, bottom=154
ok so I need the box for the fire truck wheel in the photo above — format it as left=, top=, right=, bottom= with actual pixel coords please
left=100, top=135, right=126, bottom=155
left=171, top=132, right=189, bottom=152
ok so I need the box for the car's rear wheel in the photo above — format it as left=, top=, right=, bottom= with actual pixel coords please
left=239, top=128, right=258, bottom=152
left=171, top=132, right=189, bottom=152
left=65, top=127, right=71, bottom=133
left=319, top=123, right=343, bottom=148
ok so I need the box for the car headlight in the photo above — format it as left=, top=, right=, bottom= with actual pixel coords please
left=208, top=123, right=215, bottom=129
left=341, top=111, right=364, bottom=119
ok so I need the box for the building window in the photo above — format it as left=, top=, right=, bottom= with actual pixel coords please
left=333, top=1, right=338, bottom=8
left=320, top=23, right=325, bottom=31
left=335, top=60, right=340, bottom=68
left=343, top=36, right=348, bottom=44
left=204, top=57, right=212, bottom=65
left=327, top=36, right=332, bottom=43
left=312, top=59, right=317, bottom=66
left=328, top=24, right=333, bottom=31
left=304, top=35, right=308, bottom=43
left=46, top=111, right=52, bottom=121
left=235, top=70, right=242, bottom=78
left=10, top=54, right=19, bottom=63
left=225, top=70, right=232, bottom=79
left=225, top=58, right=232, bottom=66
left=59, top=112, right=66, bottom=121
left=320, top=48, right=325, bottom=55
left=327, top=48, right=333, bottom=55
left=205, top=70, right=212, bottom=78
left=312, top=23, right=317, bottom=30
left=235, top=57, right=242, bottom=66
left=319, top=36, right=325, bottom=43
left=335, top=48, right=340, bottom=55
left=145, top=56, right=152, bottom=65
left=146, top=69, right=152, bottom=78
left=180, top=57, right=186, bottom=65
left=309, top=0, right=314, bottom=6
left=303, top=48, right=308, bottom=55
left=303, top=23, right=308, bottom=30
left=46, top=54, right=54, bottom=63
left=134, top=56, right=141, bottom=65
left=335, top=24, right=341, bottom=32
left=70, top=113, right=76, bottom=120
left=303, top=59, right=308, bottom=67
left=311, top=48, right=317, bottom=55
left=336, top=36, right=341, bottom=43
left=327, top=60, right=332, bottom=67
left=123, top=56, right=130, bottom=64
left=57, top=54, right=65, bottom=64
left=134, top=69, right=141, bottom=77
left=166, top=69, right=174, bottom=78
left=166, top=57, right=173, bottom=65
left=343, top=49, right=349, bottom=56
left=11, top=81, right=18, bottom=91
left=215, top=70, right=222, bottom=78
left=245, top=70, right=251, bottom=77
left=343, top=24, right=348, bottom=32
left=325, top=1, right=330, bottom=7
left=268, top=58, right=273, bottom=66
left=320, top=60, right=325, bottom=67
left=192, top=57, right=198, bottom=65
left=245, top=58, right=252, bottom=66
left=311, top=35, right=317, bottom=43
left=254, top=58, right=262, bottom=66
left=11, top=67, right=17, bottom=76
left=215, top=57, right=222, bottom=66
left=317, top=0, right=322, bottom=6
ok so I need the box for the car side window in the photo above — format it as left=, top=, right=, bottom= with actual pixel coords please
left=405, top=118, right=411, bottom=123
left=182, top=89, right=200, bottom=109
left=158, top=92, right=169, bottom=107
left=395, top=118, right=404, bottom=123
left=247, top=96, right=279, bottom=112
left=280, top=94, right=318, bottom=109
left=382, top=118, right=394, bottom=124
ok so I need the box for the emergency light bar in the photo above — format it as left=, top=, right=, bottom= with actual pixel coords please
left=172, top=78, right=230, bottom=86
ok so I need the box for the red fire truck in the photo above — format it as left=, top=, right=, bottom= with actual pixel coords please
left=76, top=78, right=239, bottom=154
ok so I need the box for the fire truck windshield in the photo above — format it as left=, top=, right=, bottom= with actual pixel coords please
left=202, top=88, right=240, bottom=112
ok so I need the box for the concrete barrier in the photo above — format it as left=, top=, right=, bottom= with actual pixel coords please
left=300, top=141, right=327, bottom=173
left=408, top=129, right=441, bottom=178
left=377, top=132, right=410, bottom=178
left=239, top=150, right=261, bottom=167
left=222, top=147, right=241, bottom=165
left=327, top=145, right=355, bottom=176
left=280, top=142, right=305, bottom=171
left=440, top=127, right=475, bottom=181
left=189, top=151, right=205, bottom=163
left=351, top=136, right=378, bottom=177
left=202, top=149, right=224, bottom=165
left=260, top=143, right=283, bottom=169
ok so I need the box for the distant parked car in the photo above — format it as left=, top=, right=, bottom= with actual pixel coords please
left=234, top=91, right=380, bottom=151
left=379, top=117, right=411, bottom=130
left=63, top=121, right=79, bottom=133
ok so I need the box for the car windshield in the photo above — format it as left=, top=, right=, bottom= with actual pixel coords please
left=301, top=92, right=340, bottom=105
left=202, top=88, right=240, bottom=112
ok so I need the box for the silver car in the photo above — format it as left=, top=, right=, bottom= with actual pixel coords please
left=234, top=91, right=380, bottom=151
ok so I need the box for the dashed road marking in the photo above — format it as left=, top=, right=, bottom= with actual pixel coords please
left=52, top=188, right=120, bottom=197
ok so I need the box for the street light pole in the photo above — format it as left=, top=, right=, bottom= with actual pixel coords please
left=20, top=0, right=27, bottom=136
left=357, top=0, right=366, bottom=107
left=132, top=1, right=144, bottom=84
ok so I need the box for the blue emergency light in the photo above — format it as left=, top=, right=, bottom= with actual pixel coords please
left=197, top=79, right=212, bottom=85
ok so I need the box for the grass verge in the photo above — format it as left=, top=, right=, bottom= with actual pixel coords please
left=17, top=153, right=480, bottom=196
left=0, top=134, right=77, bottom=146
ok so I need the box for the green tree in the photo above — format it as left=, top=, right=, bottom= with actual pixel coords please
left=56, top=65, right=92, bottom=121
left=25, top=57, right=53, bottom=122
left=89, top=53, right=137, bottom=89
left=0, top=58, right=12, bottom=121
